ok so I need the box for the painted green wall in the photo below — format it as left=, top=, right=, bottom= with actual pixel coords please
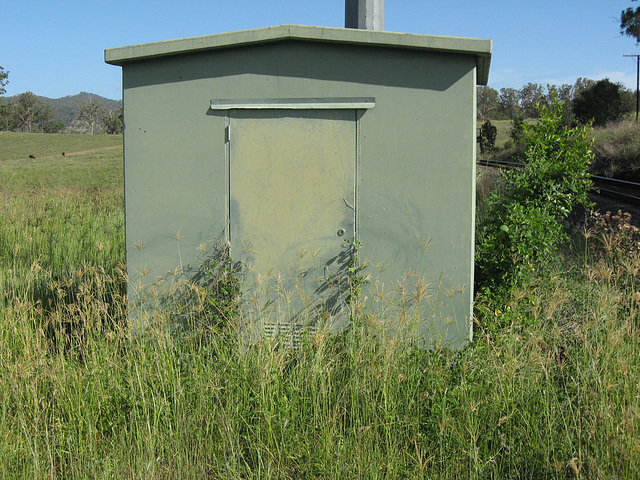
left=121, top=40, right=477, bottom=347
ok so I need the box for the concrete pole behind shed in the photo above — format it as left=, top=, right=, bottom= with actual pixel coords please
left=345, top=0, right=384, bottom=31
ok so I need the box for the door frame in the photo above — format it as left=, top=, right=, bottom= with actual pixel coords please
left=214, top=97, right=374, bottom=248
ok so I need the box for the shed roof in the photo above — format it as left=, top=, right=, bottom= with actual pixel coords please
left=105, top=24, right=491, bottom=85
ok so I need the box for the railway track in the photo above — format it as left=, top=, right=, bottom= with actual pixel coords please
left=478, top=159, right=640, bottom=206
left=591, top=175, right=640, bottom=206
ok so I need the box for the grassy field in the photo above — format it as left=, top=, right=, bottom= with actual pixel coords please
left=486, top=119, right=512, bottom=150
left=0, top=132, right=122, bottom=160
left=1, top=132, right=639, bottom=478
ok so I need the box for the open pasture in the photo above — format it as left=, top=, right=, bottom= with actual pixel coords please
left=0, top=132, right=122, bottom=161
left=1, top=132, right=122, bottom=190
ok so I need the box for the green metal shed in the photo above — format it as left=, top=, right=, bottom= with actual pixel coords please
left=105, top=24, right=491, bottom=348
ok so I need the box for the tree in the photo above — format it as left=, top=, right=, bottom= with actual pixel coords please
left=78, top=99, right=103, bottom=134
left=0, top=66, right=8, bottom=95
left=0, top=102, right=16, bottom=131
left=518, top=83, right=547, bottom=118
left=572, top=77, right=596, bottom=98
left=552, top=83, right=579, bottom=126
left=12, top=92, right=53, bottom=133
left=573, top=78, right=633, bottom=126
left=621, top=1, right=640, bottom=43
left=43, top=120, right=65, bottom=133
left=509, top=114, right=527, bottom=145
left=33, top=104, right=53, bottom=132
left=498, top=87, right=522, bottom=119
left=477, top=120, right=497, bottom=155
left=13, top=92, right=40, bottom=133
left=477, top=86, right=499, bottom=121
left=101, top=108, right=123, bottom=134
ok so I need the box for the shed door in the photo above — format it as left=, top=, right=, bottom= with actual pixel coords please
left=229, top=110, right=356, bottom=321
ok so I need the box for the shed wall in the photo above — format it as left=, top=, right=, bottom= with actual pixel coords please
left=122, top=40, right=476, bottom=347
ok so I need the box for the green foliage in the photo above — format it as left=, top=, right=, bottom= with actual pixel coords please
left=342, top=238, right=368, bottom=321
left=477, top=120, right=497, bottom=154
left=43, top=119, right=65, bottom=133
left=621, top=1, right=640, bottom=43
left=476, top=85, right=498, bottom=120
left=0, top=66, right=8, bottom=96
left=478, top=79, right=598, bottom=124
left=2, top=93, right=122, bottom=133
left=519, top=82, right=547, bottom=118
left=13, top=91, right=40, bottom=133
left=0, top=102, right=18, bottom=131
left=498, top=87, right=522, bottom=119
left=101, top=108, right=123, bottom=134
left=508, top=114, right=526, bottom=145
left=573, top=78, right=633, bottom=127
left=33, top=103, right=53, bottom=132
left=197, top=247, right=242, bottom=331
left=41, top=92, right=122, bottom=131
left=8, top=92, right=56, bottom=133
left=476, top=97, right=594, bottom=295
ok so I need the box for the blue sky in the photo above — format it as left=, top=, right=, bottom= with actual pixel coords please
left=3, top=0, right=639, bottom=100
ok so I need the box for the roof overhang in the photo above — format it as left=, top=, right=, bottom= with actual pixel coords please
left=105, top=24, right=492, bottom=85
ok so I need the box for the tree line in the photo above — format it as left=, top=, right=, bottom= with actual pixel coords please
left=0, top=67, right=122, bottom=134
left=477, top=78, right=635, bottom=124
left=0, top=91, right=123, bottom=134
left=476, top=78, right=636, bottom=155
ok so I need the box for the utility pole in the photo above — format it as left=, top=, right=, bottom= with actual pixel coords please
left=345, top=0, right=384, bottom=31
left=623, top=54, right=640, bottom=122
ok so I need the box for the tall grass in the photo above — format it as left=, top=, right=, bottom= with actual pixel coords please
left=3, top=241, right=639, bottom=478
left=1, top=134, right=639, bottom=478
left=591, top=120, right=640, bottom=180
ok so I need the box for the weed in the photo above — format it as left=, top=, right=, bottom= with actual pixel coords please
left=342, top=238, right=369, bottom=322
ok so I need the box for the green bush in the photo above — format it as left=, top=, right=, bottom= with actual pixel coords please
left=573, top=78, right=633, bottom=127
left=475, top=96, right=593, bottom=298
left=508, top=114, right=526, bottom=145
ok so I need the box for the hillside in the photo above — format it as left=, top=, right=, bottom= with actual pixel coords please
left=1, top=92, right=122, bottom=131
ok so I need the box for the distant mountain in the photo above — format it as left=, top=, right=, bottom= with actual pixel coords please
left=2, top=92, right=122, bottom=131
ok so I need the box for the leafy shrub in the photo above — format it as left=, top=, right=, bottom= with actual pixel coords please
left=475, top=97, right=594, bottom=296
left=509, top=114, right=527, bottom=145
